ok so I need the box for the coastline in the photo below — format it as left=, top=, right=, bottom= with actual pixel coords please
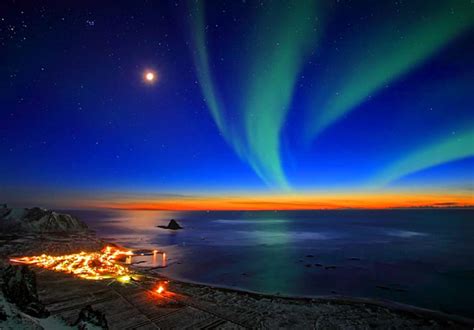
left=161, top=277, right=474, bottom=328
left=2, top=229, right=473, bottom=329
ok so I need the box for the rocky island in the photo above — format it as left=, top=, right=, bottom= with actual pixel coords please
left=157, top=219, right=183, bottom=230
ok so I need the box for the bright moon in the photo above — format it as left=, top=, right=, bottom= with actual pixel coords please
left=144, top=70, right=157, bottom=83
left=145, top=72, right=155, bottom=81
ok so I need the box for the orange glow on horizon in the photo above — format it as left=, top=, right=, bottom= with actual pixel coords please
left=93, top=191, right=474, bottom=211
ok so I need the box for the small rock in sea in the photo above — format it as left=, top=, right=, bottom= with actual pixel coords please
left=305, top=264, right=312, bottom=268
left=157, top=219, right=183, bottom=230
left=241, top=273, right=248, bottom=276
left=331, top=290, right=337, bottom=294
left=314, top=263, right=323, bottom=267
left=324, top=266, right=337, bottom=270
left=376, top=285, right=391, bottom=291
left=73, top=305, right=108, bottom=329
left=347, top=257, right=361, bottom=261
left=305, top=255, right=315, bottom=258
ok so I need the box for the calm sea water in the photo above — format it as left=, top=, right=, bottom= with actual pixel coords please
left=68, top=209, right=474, bottom=318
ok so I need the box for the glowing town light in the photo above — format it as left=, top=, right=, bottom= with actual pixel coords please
left=10, top=246, right=133, bottom=280
left=117, top=275, right=131, bottom=283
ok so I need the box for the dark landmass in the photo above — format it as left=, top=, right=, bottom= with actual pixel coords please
left=0, top=205, right=88, bottom=233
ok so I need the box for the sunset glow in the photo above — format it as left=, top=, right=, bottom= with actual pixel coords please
left=94, top=191, right=473, bottom=211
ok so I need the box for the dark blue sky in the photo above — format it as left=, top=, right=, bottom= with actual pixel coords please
left=1, top=1, right=473, bottom=207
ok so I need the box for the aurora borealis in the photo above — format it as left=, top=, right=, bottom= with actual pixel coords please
left=190, top=0, right=319, bottom=189
left=372, top=127, right=474, bottom=189
left=0, top=0, right=473, bottom=209
left=304, top=1, right=474, bottom=142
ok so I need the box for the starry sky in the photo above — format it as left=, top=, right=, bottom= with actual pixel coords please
left=1, top=0, right=473, bottom=209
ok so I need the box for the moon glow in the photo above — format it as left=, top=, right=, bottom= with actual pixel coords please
left=144, top=70, right=156, bottom=83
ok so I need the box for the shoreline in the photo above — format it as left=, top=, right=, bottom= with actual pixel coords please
left=161, top=276, right=474, bottom=327
left=1, top=228, right=473, bottom=328
left=143, top=268, right=474, bottom=327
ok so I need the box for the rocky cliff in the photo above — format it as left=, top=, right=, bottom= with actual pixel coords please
left=0, top=206, right=88, bottom=233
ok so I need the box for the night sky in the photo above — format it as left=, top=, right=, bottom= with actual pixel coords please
left=1, top=1, right=473, bottom=209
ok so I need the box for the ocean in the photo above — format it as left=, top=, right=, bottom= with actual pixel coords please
left=68, top=208, right=474, bottom=318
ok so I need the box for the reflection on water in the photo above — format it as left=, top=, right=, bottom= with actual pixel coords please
left=241, top=211, right=298, bottom=294
left=386, top=230, right=427, bottom=238
left=214, top=219, right=288, bottom=224
left=151, top=250, right=167, bottom=268
left=126, top=250, right=167, bottom=268
left=72, top=209, right=474, bottom=318
left=234, top=230, right=330, bottom=244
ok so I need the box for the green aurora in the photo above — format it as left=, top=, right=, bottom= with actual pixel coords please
left=241, top=0, right=318, bottom=189
left=188, top=0, right=238, bottom=152
left=189, top=0, right=473, bottom=190
left=190, top=0, right=318, bottom=189
left=373, top=127, right=474, bottom=188
left=304, top=1, right=474, bottom=141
